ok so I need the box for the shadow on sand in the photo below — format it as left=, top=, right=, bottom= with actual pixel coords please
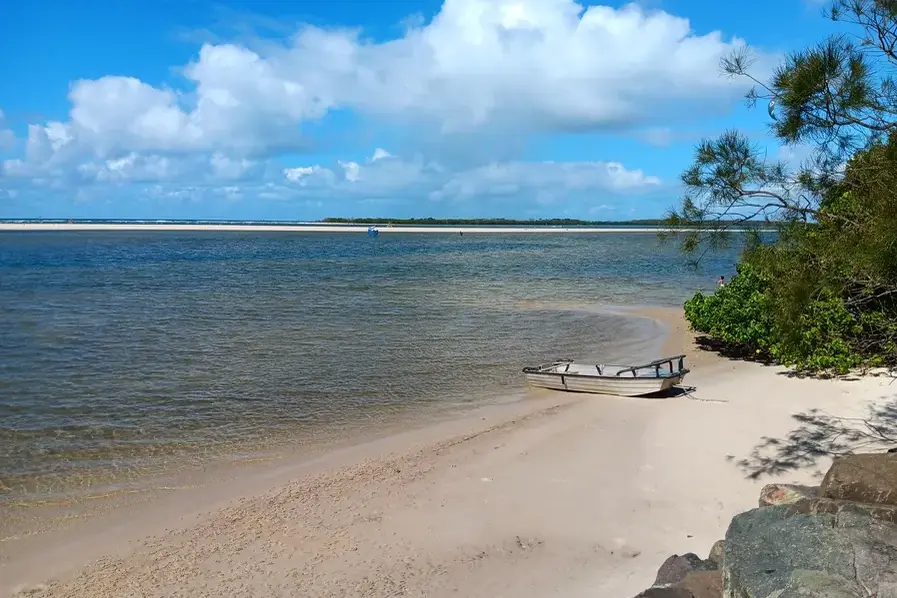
left=733, top=393, right=897, bottom=480
left=643, top=386, right=695, bottom=399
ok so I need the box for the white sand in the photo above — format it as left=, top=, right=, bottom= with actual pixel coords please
left=2, top=307, right=893, bottom=598
left=0, top=223, right=764, bottom=234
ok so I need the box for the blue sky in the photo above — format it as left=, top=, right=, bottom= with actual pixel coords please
left=0, top=0, right=837, bottom=220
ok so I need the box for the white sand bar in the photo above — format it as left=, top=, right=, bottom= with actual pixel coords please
left=0, top=222, right=766, bottom=234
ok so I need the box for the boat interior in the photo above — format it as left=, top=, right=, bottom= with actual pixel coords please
left=537, top=355, right=687, bottom=379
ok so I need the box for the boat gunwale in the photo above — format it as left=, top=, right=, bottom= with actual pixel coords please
left=522, top=354, right=689, bottom=381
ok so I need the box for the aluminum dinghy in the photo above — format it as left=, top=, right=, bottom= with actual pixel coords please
left=522, top=355, right=689, bottom=397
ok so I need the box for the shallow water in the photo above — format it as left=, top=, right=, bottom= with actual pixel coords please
left=0, top=231, right=738, bottom=505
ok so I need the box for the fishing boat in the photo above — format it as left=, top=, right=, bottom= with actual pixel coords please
left=522, top=354, right=689, bottom=397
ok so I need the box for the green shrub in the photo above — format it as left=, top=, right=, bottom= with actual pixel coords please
left=683, top=263, right=775, bottom=359
left=683, top=263, right=894, bottom=374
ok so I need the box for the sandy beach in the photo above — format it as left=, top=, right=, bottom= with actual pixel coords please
left=2, top=307, right=893, bottom=598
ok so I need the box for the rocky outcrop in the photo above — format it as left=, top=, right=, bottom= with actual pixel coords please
left=634, top=549, right=723, bottom=598
left=821, top=453, right=897, bottom=505
left=633, top=453, right=897, bottom=598
left=757, top=483, right=817, bottom=507
left=654, top=553, right=718, bottom=586
left=724, top=505, right=897, bottom=597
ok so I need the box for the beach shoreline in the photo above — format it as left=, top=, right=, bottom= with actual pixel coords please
left=3, top=306, right=892, bottom=598
left=0, top=222, right=763, bottom=234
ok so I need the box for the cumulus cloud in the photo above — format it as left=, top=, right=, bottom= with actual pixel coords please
left=371, top=148, right=393, bottom=161
left=7, top=0, right=766, bottom=169
left=281, top=147, right=660, bottom=204
left=1, top=0, right=771, bottom=216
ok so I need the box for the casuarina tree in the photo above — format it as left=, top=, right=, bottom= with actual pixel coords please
left=666, top=0, right=897, bottom=373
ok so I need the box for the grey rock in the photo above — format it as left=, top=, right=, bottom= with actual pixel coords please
left=758, top=483, right=818, bottom=507
left=634, top=588, right=694, bottom=598
left=723, top=505, right=897, bottom=597
left=654, top=553, right=718, bottom=586
left=821, top=453, right=897, bottom=506
left=785, top=496, right=897, bottom=525
left=678, top=570, right=723, bottom=598
left=707, top=540, right=725, bottom=567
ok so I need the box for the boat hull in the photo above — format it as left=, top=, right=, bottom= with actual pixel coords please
left=523, top=371, right=686, bottom=397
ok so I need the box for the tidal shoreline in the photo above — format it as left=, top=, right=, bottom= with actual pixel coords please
left=3, top=306, right=889, bottom=598
left=0, top=222, right=763, bottom=234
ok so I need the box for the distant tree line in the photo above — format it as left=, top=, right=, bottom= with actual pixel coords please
left=322, top=217, right=767, bottom=227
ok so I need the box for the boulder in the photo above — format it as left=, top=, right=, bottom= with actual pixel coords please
left=634, top=588, right=694, bottom=598
left=758, top=483, right=818, bottom=507
left=707, top=540, right=725, bottom=567
left=677, top=570, right=723, bottom=598
left=723, top=505, right=897, bottom=597
left=784, top=496, right=897, bottom=525
left=820, top=453, right=897, bottom=506
left=654, top=553, right=718, bottom=586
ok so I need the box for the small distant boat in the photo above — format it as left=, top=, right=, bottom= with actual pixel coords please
left=522, top=354, right=689, bottom=397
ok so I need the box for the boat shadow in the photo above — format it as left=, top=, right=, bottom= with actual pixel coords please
left=638, top=385, right=697, bottom=399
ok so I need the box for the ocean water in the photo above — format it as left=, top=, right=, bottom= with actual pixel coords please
left=0, top=231, right=738, bottom=507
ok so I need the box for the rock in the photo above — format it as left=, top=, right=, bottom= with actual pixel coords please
left=654, top=553, right=718, bottom=586
left=677, top=570, right=723, bottom=598
left=634, top=588, right=694, bottom=598
left=707, top=540, right=725, bottom=567
left=821, top=453, right=897, bottom=506
left=758, top=483, right=818, bottom=507
left=723, top=505, right=897, bottom=597
left=784, top=496, right=897, bottom=525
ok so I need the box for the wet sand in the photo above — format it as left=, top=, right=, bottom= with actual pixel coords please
left=3, top=307, right=893, bottom=598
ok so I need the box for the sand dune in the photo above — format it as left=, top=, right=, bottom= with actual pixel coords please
left=3, top=307, right=893, bottom=598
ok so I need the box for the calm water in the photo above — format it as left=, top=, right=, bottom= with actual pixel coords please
left=0, top=232, right=738, bottom=505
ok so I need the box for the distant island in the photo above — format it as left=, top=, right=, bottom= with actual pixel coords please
left=322, top=217, right=768, bottom=227
left=0, top=217, right=772, bottom=228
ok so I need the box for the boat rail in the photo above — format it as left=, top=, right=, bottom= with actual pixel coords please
left=614, top=354, right=687, bottom=377
left=522, top=359, right=573, bottom=374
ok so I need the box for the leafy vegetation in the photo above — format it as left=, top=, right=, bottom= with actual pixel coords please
left=669, top=0, right=897, bottom=374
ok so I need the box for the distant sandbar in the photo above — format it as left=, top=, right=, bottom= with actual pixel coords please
left=0, top=222, right=760, bottom=234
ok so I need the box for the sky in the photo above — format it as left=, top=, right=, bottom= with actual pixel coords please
left=0, top=0, right=838, bottom=221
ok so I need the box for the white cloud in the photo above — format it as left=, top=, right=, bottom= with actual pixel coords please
left=7, top=0, right=767, bottom=173
left=371, top=148, right=393, bottom=161
left=284, top=165, right=326, bottom=184
left=281, top=152, right=660, bottom=204
left=429, top=160, right=660, bottom=202
left=339, top=160, right=361, bottom=182
left=1, top=0, right=774, bottom=218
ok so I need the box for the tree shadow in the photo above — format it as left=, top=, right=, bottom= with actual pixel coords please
left=734, top=394, right=897, bottom=479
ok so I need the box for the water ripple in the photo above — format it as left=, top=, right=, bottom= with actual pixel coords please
left=0, top=231, right=737, bottom=504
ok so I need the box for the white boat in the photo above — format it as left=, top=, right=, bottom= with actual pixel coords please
left=522, top=354, right=689, bottom=397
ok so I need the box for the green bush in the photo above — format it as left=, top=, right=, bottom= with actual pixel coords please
left=665, top=1, right=897, bottom=376
left=684, top=262, right=895, bottom=374
left=684, top=263, right=775, bottom=359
